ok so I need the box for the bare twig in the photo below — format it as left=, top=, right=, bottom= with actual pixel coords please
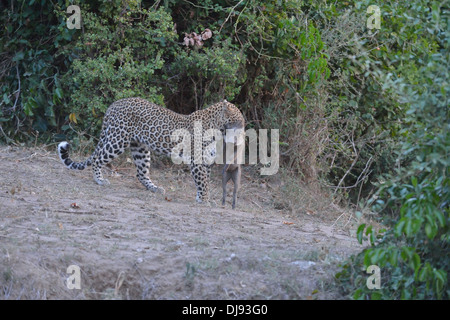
left=12, top=64, right=21, bottom=112
left=328, top=156, right=373, bottom=191
left=218, top=0, right=244, bottom=34
left=333, top=131, right=359, bottom=196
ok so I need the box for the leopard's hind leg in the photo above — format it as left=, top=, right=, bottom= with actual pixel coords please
left=130, top=141, right=165, bottom=194
left=91, top=136, right=128, bottom=186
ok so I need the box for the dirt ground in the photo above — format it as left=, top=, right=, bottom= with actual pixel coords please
left=0, top=144, right=362, bottom=300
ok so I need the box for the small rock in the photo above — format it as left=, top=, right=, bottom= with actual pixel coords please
left=226, top=253, right=236, bottom=262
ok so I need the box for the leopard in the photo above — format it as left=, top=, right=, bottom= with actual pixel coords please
left=57, top=97, right=245, bottom=203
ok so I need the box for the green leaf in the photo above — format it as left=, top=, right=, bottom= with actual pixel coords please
left=412, top=253, right=421, bottom=273
left=401, top=247, right=413, bottom=261
left=24, top=103, right=34, bottom=116
left=425, top=223, right=437, bottom=239
left=433, top=269, right=446, bottom=295
left=371, top=292, right=382, bottom=300
left=357, top=224, right=366, bottom=244
left=24, top=98, right=38, bottom=116
left=364, top=250, right=372, bottom=267
left=418, top=265, right=430, bottom=282
left=353, top=289, right=364, bottom=300
left=55, top=87, right=63, bottom=99
left=12, top=51, right=25, bottom=62
left=3, top=93, right=11, bottom=105
left=389, top=249, right=399, bottom=267
left=405, top=219, right=413, bottom=237
left=433, top=209, right=446, bottom=227
left=365, top=225, right=373, bottom=236
left=395, top=219, right=406, bottom=237
left=370, top=232, right=376, bottom=246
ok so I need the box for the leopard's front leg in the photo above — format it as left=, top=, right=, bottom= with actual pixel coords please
left=190, top=163, right=211, bottom=203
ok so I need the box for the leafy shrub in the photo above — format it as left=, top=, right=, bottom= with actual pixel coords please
left=61, top=5, right=177, bottom=137
left=211, top=0, right=332, bottom=181
left=0, top=0, right=75, bottom=142
left=336, top=0, right=449, bottom=299
left=169, top=38, right=244, bottom=111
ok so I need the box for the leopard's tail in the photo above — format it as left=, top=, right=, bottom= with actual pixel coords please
left=57, top=141, right=94, bottom=170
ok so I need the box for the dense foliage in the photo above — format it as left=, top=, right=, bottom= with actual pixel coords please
left=334, top=0, right=449, bottom=299
left=1, top=0, right=73, bottom=140
left=0, top=0, right=448, bottom=299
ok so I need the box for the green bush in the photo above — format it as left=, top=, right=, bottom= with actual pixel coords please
left=208, top=0, right=332, bottom=181
left=61, top=5, right=177, bottom=137
left=336, top=0, right=449, bottom=299
left=0, top=0, right=75, bottom=142
left=170, top=38, right=244, bottom=110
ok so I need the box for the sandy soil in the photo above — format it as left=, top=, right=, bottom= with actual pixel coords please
left=0, top=145, right=361, bottom=299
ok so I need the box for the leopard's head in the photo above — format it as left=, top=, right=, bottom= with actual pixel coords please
left=220, top=100, right=245, bottom=131
left=219, top=100, right=245, bottom=146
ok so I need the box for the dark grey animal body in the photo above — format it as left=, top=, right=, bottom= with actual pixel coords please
left=222, top=141, right=242, bottom=209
